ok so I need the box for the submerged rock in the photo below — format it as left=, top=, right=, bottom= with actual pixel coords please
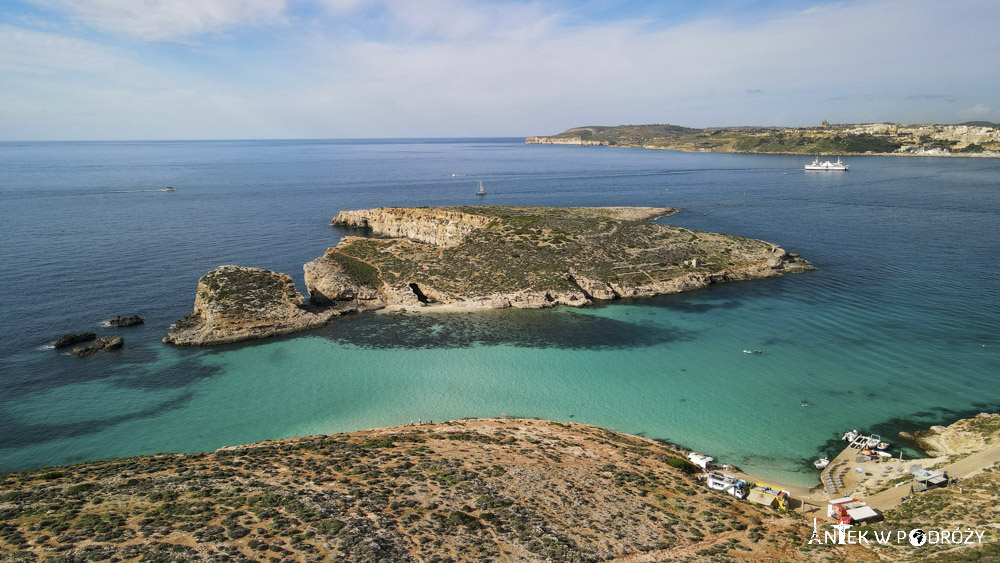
left=72, top=335, right=123, bottom=357
left=54, top=332, right=96, bottom=348
left=108, top=314, right=144, bottom=327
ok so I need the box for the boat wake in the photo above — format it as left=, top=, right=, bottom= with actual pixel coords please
left=109, top=188, right=176, bottom=193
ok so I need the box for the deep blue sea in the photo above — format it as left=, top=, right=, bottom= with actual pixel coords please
left=1, top=139, right=998, bottom=486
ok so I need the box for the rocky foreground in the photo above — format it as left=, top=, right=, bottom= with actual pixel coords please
left=165, top=206, right=812, bottom=345
left=2, top=417, right=997, bottom=562
left=0, top=419, right=846, bottom=562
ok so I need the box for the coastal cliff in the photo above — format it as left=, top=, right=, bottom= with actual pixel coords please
left=166, top=207, right=812, bottom=345
left=327, top=206, right=811, bottom=311
left=524, top=135, right=610, bottom=146
left=898, top=413, right=1000, bottom=457
left=163, top=265, right=374, bottom=346
left=332, top=207, right=493, bottom=247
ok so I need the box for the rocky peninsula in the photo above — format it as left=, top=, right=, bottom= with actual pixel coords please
left=166, top=206, right=812, bottom=346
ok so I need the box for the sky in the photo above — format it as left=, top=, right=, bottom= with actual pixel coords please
left=1, top=0, right=998, bottom=140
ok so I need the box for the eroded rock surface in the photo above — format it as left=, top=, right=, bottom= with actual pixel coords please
left=72, top=335, right=123, bottom=357
left=54, top=332, right=96, bottom=348
left=164, top=265, right=376, bottom=346
left=166, top=207, right=813, bottom=345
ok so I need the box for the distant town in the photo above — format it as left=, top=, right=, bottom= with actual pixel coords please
left=526, top=121, right=1000, bottom=156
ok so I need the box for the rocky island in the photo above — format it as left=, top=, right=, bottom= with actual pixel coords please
left=165, top=206, right=812, bottom=346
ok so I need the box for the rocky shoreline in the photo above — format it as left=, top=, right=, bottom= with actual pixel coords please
left=165, top=206, right=813, bottom=346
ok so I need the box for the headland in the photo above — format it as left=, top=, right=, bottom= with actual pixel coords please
left=165, top=206, right=812, bottom=346
left=526, top=122, right=1000, bottom=157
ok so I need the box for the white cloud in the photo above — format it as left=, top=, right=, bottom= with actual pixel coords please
left=3, top=0, right=1000, bottom=139
left=31, top=0, right=287, bottom=41
left=0, top=24, right=150, bottom=78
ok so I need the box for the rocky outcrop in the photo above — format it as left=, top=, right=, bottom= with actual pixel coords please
left=332, top=207, right=493, bottom=247
left=899, top=413, right=1000, bottom=457
left=72, top=335, right=123, bottom=357
left=164, top=265, right=378, bottom=346
left=108, top=314, right=144, bottom=327
left=54, top=332, right=96, bottom=348
left=303, top=250, right=383, bottom=304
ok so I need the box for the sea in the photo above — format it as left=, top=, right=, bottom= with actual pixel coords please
left=1, top=139, right=998, bottom=486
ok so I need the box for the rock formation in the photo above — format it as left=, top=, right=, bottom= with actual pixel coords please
left=899, top=413, right=1000, bottom=457
left=72, top=335, right=123, bottom=357
left=108, top=314, right=144, bottom=327
left=332, top=207, right=493, bottom=247
left=524, top=135, right=610, bottom=146
left=53, top=332, right=96, bottom=348
left=164, top=265, right=378, bottom=346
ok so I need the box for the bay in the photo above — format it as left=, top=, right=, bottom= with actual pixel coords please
left=1, top=139, right=998, bottom=486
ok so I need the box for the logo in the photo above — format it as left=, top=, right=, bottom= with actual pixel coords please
left=807, top=519, right=987, bottom=547
left=909, top=529, right=927, bottom=547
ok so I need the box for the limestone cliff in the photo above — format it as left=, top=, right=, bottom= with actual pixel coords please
left=332, top=207, right=493, bottom=247
left=164, top=265, right=371, bottom=346
left=324, top=206, right=811, bottom=312
left=524, top=135, right=610, bottom=146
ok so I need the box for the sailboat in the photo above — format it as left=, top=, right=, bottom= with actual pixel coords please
left=476, top=180, right=487, bottom=196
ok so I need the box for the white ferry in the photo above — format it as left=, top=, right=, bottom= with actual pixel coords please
left=805, top=157, right=849, bottom=171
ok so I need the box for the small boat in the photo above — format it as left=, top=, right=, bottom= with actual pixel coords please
left=805, top=157, right=849, bottom=171
left=877, top=441, right=890, bottom=450
left=866, top=434, right=882, bottom=448
left=476, top=181, right=487, bottom=196
left=164, top=186, right=176, bottom=191
left=742, top=349, right=763, bottom=354
left=842, top=429, right=859, bottom=442
left=814, top=457, right=830, bottom=469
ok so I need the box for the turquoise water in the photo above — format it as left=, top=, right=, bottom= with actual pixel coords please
left=1, top=140, right=998, bottom=486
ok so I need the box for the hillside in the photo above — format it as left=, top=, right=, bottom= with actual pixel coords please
left=526, top=123, right=1000, bottom=156
left=0, top=419, right=848, bottom=562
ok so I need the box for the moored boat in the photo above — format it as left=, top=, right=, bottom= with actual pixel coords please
left=814, top=457, right=830, bottom=469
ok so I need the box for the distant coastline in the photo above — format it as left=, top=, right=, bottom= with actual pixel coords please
left=526, top=121, right=1000, bottom=157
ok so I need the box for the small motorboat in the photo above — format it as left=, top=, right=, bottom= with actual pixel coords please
left=814, top=457, right=830, bottom=469
left=842, top=429, right=859, bottom=442
left=867, top=434, right=882, bottom=448
left=877, top=441, right=890, bottom=450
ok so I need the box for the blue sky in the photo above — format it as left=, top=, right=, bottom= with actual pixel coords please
left=1, top=0, right=998, bottom=140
